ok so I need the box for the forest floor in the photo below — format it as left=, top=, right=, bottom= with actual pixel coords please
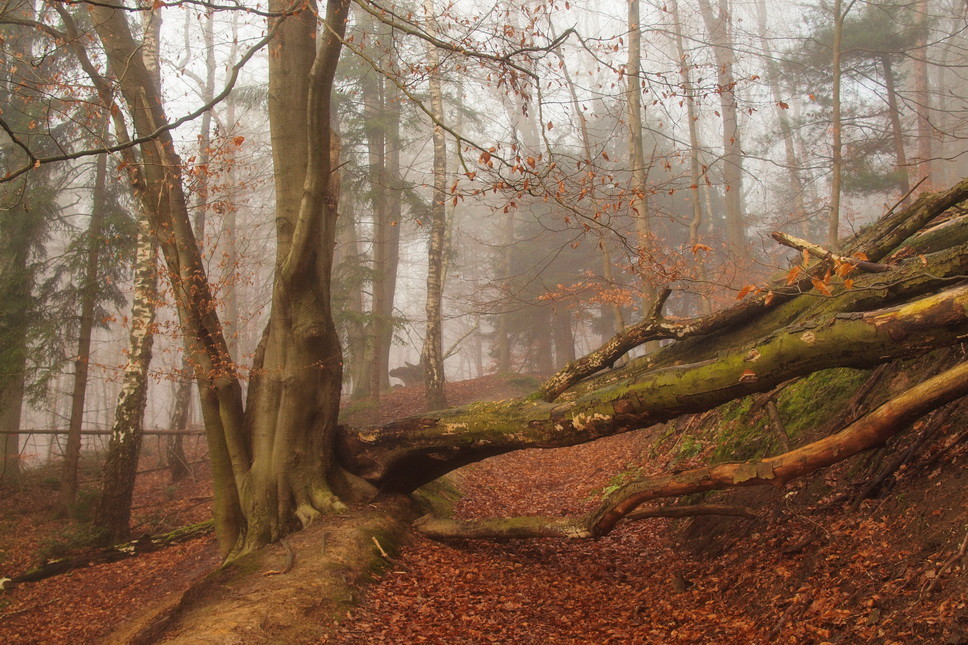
left=0, top=373, right=965, bottom=643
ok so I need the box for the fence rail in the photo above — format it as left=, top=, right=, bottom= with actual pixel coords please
left=0, top=429, right=204, bottom=436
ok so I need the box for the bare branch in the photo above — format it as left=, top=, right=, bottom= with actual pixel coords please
left=0, top=13, right=282, bottom=183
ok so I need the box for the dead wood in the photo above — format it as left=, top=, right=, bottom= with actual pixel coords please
left=415, top=357, right=968, bottom=541
left=3, top=520, right=214, bottom=588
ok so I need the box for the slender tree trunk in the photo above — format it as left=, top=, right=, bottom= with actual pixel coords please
left=553, top=31, right=626, bottom=331
left=93, top=212, right=158, bottom=543
left=423, top=0, right=448, bottom=410
left=914, top=0, right=933, bottom=188
left=626, top=0, right=656, bottom=309
left=496, top=205, right=514, bottom=373
left=672, top=0, right=712, bottom=314
left=0, top=356, right=25, bottom=485
left=56, top=140, right=108, bottom=515
left=881, top=55, right=911, bottom=203
left=755, top=0, right=807, bottom=236
left=698, top=0, right=746, bottom=256
left=553, top=307, right=576, bottom=368
left=828, top=0, right=846, bottom=246
left=379, top=46, right=403, bottom=393
left=167, top=370, right=192, bottom=483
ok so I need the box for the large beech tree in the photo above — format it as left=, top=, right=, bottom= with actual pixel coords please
left=5, top=0, right=968, bottom=565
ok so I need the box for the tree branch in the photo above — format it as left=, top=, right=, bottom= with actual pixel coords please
left=0, top=12, right=283, bottom=183
left=416, top=358, right=968, bottom=541
left=338, top=281, right=968, bottom=492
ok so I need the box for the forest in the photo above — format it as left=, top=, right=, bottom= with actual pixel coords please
left=0, top=0, right=967, bottom=642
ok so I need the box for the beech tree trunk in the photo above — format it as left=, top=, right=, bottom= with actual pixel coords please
left=828, top=0, right=846, bottom=246
left=338, top=179, right=968, bottom=491
left=626, top=0, right=657, bottom=308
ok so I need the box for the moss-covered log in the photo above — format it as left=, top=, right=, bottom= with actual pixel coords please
left=416, top=358, right=968, bottom=540
left=3, top=520, right=214, bottom=588
left=338, top=284, right=968, bottom=492
left=536, top=178, right=968, bottom=402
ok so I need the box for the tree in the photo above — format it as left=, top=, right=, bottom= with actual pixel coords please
left=697, top=0, right=746, bottom=257
left=5, top=0, right=968, bottom=579
left=422, top=0, right=449, bottom=411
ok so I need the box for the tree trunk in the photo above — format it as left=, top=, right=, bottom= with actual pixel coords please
left=56, top=138, right=108, bottom=515
left=553, top=306, right=576, bottom=368
left=340, top=279, right=968, bottom=493
left=626, top=0, right=657, bottom=308
left=93, top=212, right=158, bottom=543
left=755, top=0, right=807, bottom=236
left=828, top=0, right=846, bottom=246
left=0, top=357, right=25, bottom=485
left=881, top=55, right=911, bottom=202
left=914, top=0, right=932, bottom=188
left=698, top=0, right=746, bottom=256
left=422, top=0, right=449, bottom=411
left=167, top=368, right=193, bottom=483
left=417, top=357, right=968, bottom=540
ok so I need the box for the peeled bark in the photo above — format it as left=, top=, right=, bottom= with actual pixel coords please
left=422, top=0, right=449, bottom=411
left=93, top=217, right=157, bottom=543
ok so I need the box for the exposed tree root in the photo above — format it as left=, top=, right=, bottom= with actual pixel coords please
left=416, top=358, right=968, bottom=541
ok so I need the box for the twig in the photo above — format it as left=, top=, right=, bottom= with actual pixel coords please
left=372, top=536, right=411, bottom=573
left=768, top=591, right=814, bottom=639
left=919, top=530, right=968, bottom=599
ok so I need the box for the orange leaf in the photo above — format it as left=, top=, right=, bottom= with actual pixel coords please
left=233, top=136, right=245, bottom=146
left=736, top=284, right=757, bottom=300
left=851, top=251, right=869, bottom=261
left=777, top=101, right=789, bottom=109
left=785, top=265, right=802, bottom=285
left=844, top=278, right=854, bottom=289
left=691, top=243, right=712, bottom=254
left=811, top=276, right=832, bottom=296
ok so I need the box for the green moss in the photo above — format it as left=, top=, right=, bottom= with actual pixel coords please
left=777, top=367, right=868, bottom=437
left=37, top=523, right=107, bottom=562
left=411, top=476, right=461, bottom=518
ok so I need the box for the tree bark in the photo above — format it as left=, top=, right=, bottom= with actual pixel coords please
left=828, top=0, right=846, bottom=246
left=93, top=213, right=158, bottom=543
left=698, top=0, right=746, bottom=256
left=422, top=0, right=449, bottom=411
left=914, top=0, right=932, bottom=188
left=881, top=55, right=911, bottom=202
left=626, top=0, right=657, bottom=308
left=755, top=0, right=807, bottom=235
